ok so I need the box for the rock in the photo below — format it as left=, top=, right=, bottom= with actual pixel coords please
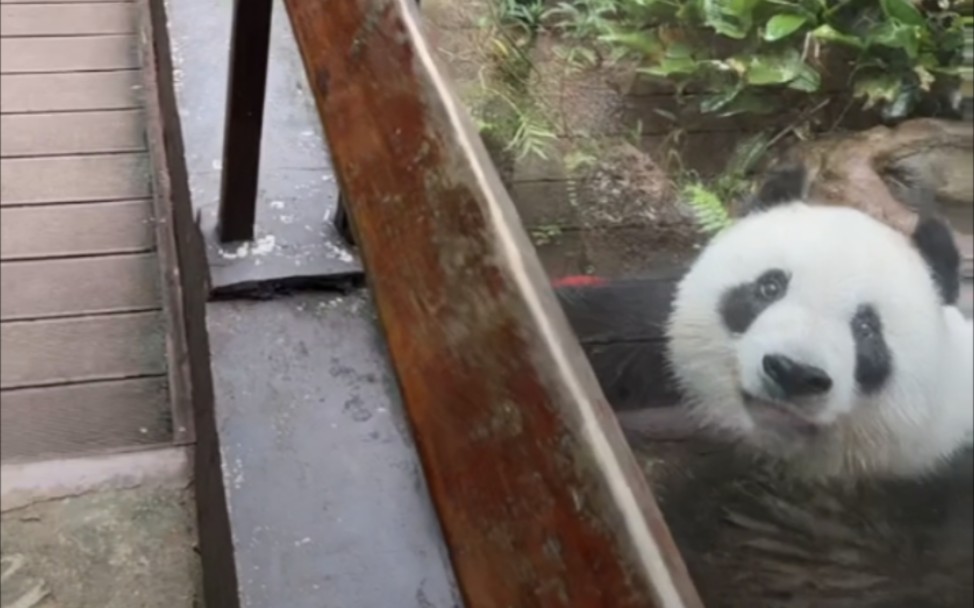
left=579, top=141, right=680, bottom=230
left=774, top=119, right=973, bottom=238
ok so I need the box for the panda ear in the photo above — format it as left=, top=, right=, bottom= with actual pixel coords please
left=912, top=215, right=960, bottom=305
left=748, top=164, right=809, bottom=213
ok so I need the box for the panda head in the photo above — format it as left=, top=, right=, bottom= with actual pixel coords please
left=666, top=165, right=965, bottom=478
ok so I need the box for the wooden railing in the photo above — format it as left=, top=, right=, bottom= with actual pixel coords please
left=217, top=0, right=702, bottom=606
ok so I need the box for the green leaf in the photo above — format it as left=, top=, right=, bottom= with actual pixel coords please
left=744, top=48, right=804, bottom=85
left=695, top=58, right=739, bottom=76
left=699, top=85, right=743, bottom=113
left=811, top=24, right=864, bottom=49
left=639, top=40, right=699, bottom=76
left=764, top=14, right=809, bottom=41
left=880, top=0, right=926, bottom=28
left=725, top=131, right=773, bottom=176
left=640, top=56, right=700, bottom=77
left=914, top=65, right=935, bottom=91
left=868, top=22, right=920, bottom=59
left=598, top=30, right=662, bottom=56
left=788, top=63, right=822, bottom=92
left=881, top=87, right=917, bottom=121
left=916, top=51, right=944, bottom=71
left=653, top=108, right=678, bottom=122
left=853, top=72, right=902, bottom=109
left=716, top=92, right=778, bottom=116
left=665, top=41, right=695, bottom=59
left=927, top=64, right=962, bottom=76
left=699, top=0, right=761, bottom=40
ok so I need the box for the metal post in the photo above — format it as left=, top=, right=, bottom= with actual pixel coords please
left=216, top=0, right=274, bottom=243
left=334, top=194, right=356, bottom=245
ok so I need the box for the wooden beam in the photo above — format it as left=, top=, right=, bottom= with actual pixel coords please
left=281, top=1, right=703, bottom=606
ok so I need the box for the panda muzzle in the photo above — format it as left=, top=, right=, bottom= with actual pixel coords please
left=762, top=354, right=834, bottom=400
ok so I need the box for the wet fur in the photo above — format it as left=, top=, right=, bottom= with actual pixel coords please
left=664, top=167, right=974, bottom=480
left=634, top=439, right=973, bottom=608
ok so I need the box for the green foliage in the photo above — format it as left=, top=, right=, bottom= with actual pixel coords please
left=530, top=224, right=564, bottom=244
left=545, top=0, right=970, bottom=122
left=718, top=130, right=772, bottom=194
left=507, top=109, right=559, bottom=159
left=961, top=8, right=972, bottom=108
left=683, top=182, right=733, bottom=234
left=491, top=0, right=548, bottom=33
left=470, top=84, right=559, bottom=161
left=467, top=1, right=972, bottom=239
left=473, top=1, right=560, bottom=161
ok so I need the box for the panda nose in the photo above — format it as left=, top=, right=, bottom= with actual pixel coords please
left=762, top=354, right=833, bottom=398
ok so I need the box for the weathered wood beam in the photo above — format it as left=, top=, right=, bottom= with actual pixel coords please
left=281, top=1, right=703, bottom=606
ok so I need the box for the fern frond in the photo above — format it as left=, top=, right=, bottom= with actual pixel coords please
left=682, top=182, right=732, bottom=235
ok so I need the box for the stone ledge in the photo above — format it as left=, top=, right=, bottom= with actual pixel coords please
left=1, top=446, right=191, bottom=513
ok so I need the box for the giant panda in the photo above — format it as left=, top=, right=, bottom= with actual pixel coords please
left=664, top=164, right=974, bottom=481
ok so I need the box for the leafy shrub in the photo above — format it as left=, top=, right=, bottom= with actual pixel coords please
left=546, top=0, right=971, bottom=122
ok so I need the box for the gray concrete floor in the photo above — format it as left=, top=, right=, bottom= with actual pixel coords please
left=1, top=486, right=201, bottom=608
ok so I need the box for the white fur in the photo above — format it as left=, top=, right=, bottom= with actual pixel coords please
left=667, top=202, right=974, bottom=479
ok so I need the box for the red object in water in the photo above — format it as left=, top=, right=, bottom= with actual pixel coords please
left=552, top=275, right=607, bottom=288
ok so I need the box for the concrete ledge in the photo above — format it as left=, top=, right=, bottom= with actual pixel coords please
left=0, top=446, right=192, bottom=513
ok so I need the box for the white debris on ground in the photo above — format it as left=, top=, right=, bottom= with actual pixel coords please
left=218, top=234, right=278, bottom=260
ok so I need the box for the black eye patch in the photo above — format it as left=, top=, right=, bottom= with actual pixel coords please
left=851, top=304, right=892, bottom=394
left=911, top=216, right=960, bottom=306
left=719, top=269, right=790, bottom=334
